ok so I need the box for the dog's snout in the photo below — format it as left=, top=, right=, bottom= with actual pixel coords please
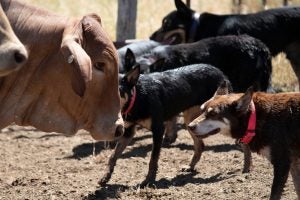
left=115, top=124, right=124, bottom=138
left=14, top=50, right=27, bottom=64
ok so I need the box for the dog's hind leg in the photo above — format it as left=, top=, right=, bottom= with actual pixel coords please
left=240, top=143, right=252, bottom=173
left=98, top=125, right=136, bottom=186
left=163, top=116, right=178, bottom=145
left=285, top=42, right=300, bottom=90
left=290, top=157, right=300, bottom=199
left=140, top=120, right=165, bottom=187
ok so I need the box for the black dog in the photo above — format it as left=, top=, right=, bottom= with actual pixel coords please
left=99, top=63, right=230, bottom=187
left=138, top=34, right=272, bottom=93
left=150, top=0, right=300, bottom=88
left=117, top=40, right=161, bottom=73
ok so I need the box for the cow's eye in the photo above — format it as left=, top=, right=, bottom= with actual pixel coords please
left=94, top=62, right=105, bottom=71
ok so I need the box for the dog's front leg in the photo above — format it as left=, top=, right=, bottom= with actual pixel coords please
left=290, top=157, right=300, bottom=199
left=240, top=143, right=252, bottom=173
left=99, top=125, right=136, bottom=186
left=185, top=131, right=204, bottom=172
left=270, top=158, right=290, bottom=200
left=140, top=120, right=164, bottom=187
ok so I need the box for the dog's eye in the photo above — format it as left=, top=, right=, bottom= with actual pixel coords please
left=206, top=107, right=218, bottom=117
left=162, top=19, right=171, bottom=27
left=94, top=62, right=105, bottom=72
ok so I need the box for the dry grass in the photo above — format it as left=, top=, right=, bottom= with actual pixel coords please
left=24, top=0, right=300, bottom=91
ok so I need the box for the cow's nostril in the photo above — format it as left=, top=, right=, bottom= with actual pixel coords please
left=14, top=51, right=27, bottom=64
left=115, top=125, right=124, bottom=138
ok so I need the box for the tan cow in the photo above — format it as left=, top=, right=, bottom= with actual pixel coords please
left=0, top=0, right=124, bottom=140
left=0, top=3, right=27, bottom=76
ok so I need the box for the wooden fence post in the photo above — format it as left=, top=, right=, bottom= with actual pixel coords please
left=116, top=0, right=137, bottom=41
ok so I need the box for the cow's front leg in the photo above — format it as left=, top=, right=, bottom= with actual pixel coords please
left=99, top=125, right=136, bottom=186
left=140, top=120, right=164, bottom=187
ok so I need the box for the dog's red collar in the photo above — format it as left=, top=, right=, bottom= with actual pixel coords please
left=239, top=100, right=256, bottom=144
left=122, top=86, right=136, bottom=116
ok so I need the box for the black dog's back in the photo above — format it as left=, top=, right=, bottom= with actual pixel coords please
left=196, top=7, right=300, bottom=55
left=117, top=40, right=161, bottom=73
left=140, top=35, right=272, bottom=92
left=124, top=64, right=229, bottom=122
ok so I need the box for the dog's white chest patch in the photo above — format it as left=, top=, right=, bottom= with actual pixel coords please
left=137, top=118, right=152, bottom=130
left=259, top=146, right=271, bottom=161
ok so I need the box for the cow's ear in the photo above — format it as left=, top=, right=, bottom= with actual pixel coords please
left=125, top=65, right=140, bottom=87
left=235, top=86, right=254, bottom=115
left=175, top=0, right=192, bottom=14
left=83, top=13, right=102, bottom=25
left=214, top=80, right=231, bottom=96
left=124, top=48, right=136, bottom=72
left=61, top=22, right=92, bottom=97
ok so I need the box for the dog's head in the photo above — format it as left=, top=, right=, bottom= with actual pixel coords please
left=188, top=81, right=255, bottom=139
left=119, top=58, right=140, bottom=110
left=150, top=0, right=199, bottom=44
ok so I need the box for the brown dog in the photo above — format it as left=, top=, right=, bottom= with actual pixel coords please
left=188, top=81, right=300, bottom=200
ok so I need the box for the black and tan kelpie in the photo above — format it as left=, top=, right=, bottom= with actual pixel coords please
left=150, top=0, right=300, bottom=88
left=188, top=81, right=300, bottom=199
left=99, top=61, right=231, bottom=187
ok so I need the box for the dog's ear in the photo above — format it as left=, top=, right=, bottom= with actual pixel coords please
left=214, top=80, right=231, bottom=96
left=235, top=86, right=254, bottom=115
left=125, top=65, right=140, bottom=87
left=124, top=48, right=136, bottom=72
left=175, top=0, right=192, bottom=14
left=149, top=58, right=165, bottom=72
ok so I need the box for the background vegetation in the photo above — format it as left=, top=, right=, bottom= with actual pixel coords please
left=25, top=0, right=300, bottom=91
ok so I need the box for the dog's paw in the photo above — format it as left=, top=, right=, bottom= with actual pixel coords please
left=98, top=176, right=110, bottom=187
left=181, top=165, right=196, bottom=173
left=139, top=179, right=156, bottom=188
left=242, top=167, right=251, bottom=174
left=163, top=136, right=176, bottom=146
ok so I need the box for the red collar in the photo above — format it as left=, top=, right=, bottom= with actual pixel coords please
left=239, top=100, right=256, bottom=144
left=122, top=86, right=136, bottom=116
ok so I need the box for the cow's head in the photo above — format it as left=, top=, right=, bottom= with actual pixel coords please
left=59, top=14, right=124, bottom=140
left=0, top=5, right=28, bottom=76
left=150, top=0, right=197, bottom=44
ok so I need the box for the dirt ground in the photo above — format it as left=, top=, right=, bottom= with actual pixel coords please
left=0, top=124, right=297, bottom=200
